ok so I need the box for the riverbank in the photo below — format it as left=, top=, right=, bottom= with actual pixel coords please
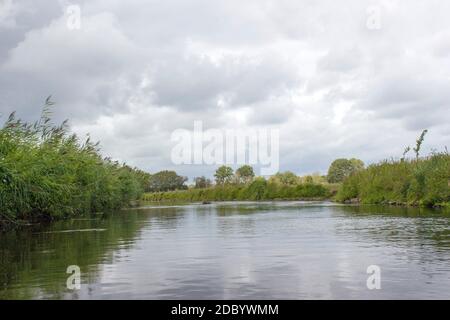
left=143, top=153, right=449, bottom=209
left=340, top=198, right=450, bottom=209
left=336, top=152, right=450, bottom=208
left=142, top=179, right=334, bottom=202
left=0, top=101, right=150, bottom=227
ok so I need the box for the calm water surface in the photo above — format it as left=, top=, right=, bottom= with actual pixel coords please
left=1, top=201, right=449, bottom=299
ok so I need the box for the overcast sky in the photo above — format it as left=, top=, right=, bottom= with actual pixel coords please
left=1, top=0, right=449, bottom=180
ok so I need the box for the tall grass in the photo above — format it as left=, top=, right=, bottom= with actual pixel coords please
left=336, top=152, right=450, bottom=207
left=142, top=177, right=332, bottom=202
left=0, top=99, right=149, bottom=223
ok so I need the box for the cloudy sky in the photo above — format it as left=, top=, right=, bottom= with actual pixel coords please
left=1, top=0, right=449, bottom=180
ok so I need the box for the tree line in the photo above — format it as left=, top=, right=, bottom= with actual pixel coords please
left=144, top=164, right=338, bottom=202
left=144, top=159, right=366, bottom=193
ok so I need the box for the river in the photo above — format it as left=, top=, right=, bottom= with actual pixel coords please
left=0, top=201, right=449, bottom=299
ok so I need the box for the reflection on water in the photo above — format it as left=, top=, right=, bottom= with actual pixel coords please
left=0, top=202, right=449, bottom=299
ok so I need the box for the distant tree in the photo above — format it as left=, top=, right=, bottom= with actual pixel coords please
left=235, top=165, right=255, bottom=184
left=327, top=158, right=365, bottom=183
left=214, top=165, right=234, bottom=185
left=194, top=176, right=212, bottom=189
left=245, top=177, right=267, bottom=200
left=349, top=158, right=365, bottom=171
left=148, top=170, right=188, bottom=192
left=271, top=171, right=299, bottom=185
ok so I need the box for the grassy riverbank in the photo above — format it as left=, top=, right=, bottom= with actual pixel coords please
left=143, top=153, right=450, bottom=209
left=142, top=177, right=333, bottom=202
left=0, top=101, right=149, bottom=225
left=336, top=152, right=450, bottom=207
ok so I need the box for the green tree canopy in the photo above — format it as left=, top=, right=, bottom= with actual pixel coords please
left=194, top=176, right=212, bottom=189
left=327, top=158, right=364, bottom=183
left=214, top=165, right=234, bottom=185
left=148, top=170, right=187, bottom=192
left=269, top=171, right=299, bottom=185
left=235, top=165, right=255, bottom=184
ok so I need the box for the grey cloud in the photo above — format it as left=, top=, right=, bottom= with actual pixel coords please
left=1, top=11, right=143, bottom=121
left=360, top=75, right=450, bottom=130
left=1, top=0, right=450, bottom=178
left=0, top=0, right=62, bottom=62
left=86, top=0, right=279, bottom=46
left=317, top=47, right=363, bottom=72
left=148, top=53, right=300, bottom=110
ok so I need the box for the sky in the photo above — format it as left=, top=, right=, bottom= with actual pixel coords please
left=1, top=0, right=449, bottom=180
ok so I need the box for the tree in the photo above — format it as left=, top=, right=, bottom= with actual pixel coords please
left=270, top=171, right=299, bottom=185
left=349, top=158, right=365, bottom=171
left=148, top=170, right=187, bottom=192
left=235, top=165, right=255, bottom=184
left=194, top=176, right=212, bottom=189
left=327, top=158, right=364, bottom=183
left=245, top=177, right=267, bottom=200
left=214, top=165, right=234, bottom=185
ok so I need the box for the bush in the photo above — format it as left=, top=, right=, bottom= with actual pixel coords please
left=336, top=153, right=450, bottom=207
left=0, top=101, right=149, bottom=221
left=142, top=177, right=331, bottom=202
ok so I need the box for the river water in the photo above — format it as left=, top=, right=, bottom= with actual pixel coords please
left=1, top=201, right=449, bottom=299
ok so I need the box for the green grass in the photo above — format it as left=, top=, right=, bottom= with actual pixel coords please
left=143, top=177, right=333, bottom=202
left=0, top=101, right=149, bottom=223
left=335, top=153, right=450, bottom=207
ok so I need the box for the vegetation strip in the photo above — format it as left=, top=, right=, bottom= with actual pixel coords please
left=0, top=98, right=150, bottom=225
